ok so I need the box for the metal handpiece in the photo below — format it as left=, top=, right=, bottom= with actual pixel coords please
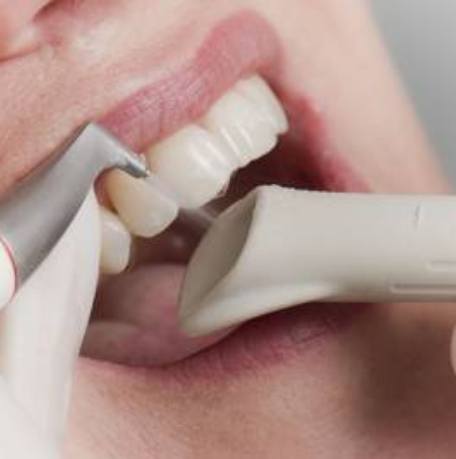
left=0, top=123, right=149, bottom=291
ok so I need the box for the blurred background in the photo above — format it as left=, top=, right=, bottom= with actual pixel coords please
left=372, top=0, right=456, bottom=181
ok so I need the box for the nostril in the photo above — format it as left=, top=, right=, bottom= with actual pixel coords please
left=0, top=0, right=49, bottom=35
left=0, top=0, right=54, bottom=58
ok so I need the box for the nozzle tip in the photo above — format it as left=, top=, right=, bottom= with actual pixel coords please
left=121, top=153, right=151, bottom=179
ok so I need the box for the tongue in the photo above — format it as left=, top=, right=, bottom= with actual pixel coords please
left=82, top=264, right=230, bottom=367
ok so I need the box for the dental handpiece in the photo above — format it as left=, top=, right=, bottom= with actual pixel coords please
left=0, top=123, right=150, bottom=309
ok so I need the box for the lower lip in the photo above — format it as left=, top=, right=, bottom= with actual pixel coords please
left=166, top=303, right=368, bottom=381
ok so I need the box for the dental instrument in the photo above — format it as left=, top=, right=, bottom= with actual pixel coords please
left=0, top=123, right=150, bottom=309
left=4, top=121, right=456, bottom=339
left=179, top=185, right=456, bottom=336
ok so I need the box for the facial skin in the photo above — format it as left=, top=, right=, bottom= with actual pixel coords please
left=1, top=1, right=456, bottom=458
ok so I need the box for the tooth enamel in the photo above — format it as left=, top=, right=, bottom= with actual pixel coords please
left=105, top=170, right=178, bottom=238
left=99, top=206, right=132, bottom=274
left=147, top=125, right=236, bottom=209
left=103, top=76, right=287, bottom=242
left=202, top=86, right=280, bottom=167
left=235, top=75, right=288, bottom=134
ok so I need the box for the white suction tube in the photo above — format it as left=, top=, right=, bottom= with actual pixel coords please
left=180, top=185, right=456, bottom=336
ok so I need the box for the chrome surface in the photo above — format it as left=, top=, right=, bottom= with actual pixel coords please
left=0, top=123, right=149, bottom=285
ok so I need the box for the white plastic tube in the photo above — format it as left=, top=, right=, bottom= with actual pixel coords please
left=0, top=190, right=100, bottom=456
left=180, top=185, right=456, bottom=336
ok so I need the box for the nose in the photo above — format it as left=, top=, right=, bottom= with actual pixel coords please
left=0, top=0, right=53, bottom=58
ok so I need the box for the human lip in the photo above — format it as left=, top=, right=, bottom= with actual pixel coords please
left=83, top=10, right=371, bottom=371
left=167, top=303, right=368, bottom=382
left=99, top=11, right=281, bottom=154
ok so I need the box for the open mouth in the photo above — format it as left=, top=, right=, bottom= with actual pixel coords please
left=74, top=12, right=369, bottom=372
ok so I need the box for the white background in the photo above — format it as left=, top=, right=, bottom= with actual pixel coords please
left=372, top=0, right=456, bottom=181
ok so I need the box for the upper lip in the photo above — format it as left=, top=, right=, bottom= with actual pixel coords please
left=0, top=11, right=278, bottom=197
left=100, top=11, right=281, bottom=154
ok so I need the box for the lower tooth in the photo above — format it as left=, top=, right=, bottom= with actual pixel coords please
left=99, top=206, right=132, bottom=275
left=105, top=170, right=178, bottom=238
left=147, top=125, right=235, bottom=209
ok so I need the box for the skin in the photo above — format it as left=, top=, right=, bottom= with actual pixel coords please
left=1, top=1, right=456, bottom=458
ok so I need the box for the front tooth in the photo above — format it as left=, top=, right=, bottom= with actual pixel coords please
left=202, top=87, right=279, bottom=167
left=105, top=170, right=178, bottom=238
left=234, top=75, right=288, bottom=134
left=99, top=207, right=132, bottom=274
left=147, top=125, right=236, bottom=209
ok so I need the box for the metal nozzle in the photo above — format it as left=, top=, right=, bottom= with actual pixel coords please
left=0, top=122, right=150, bottom=285
left=85, top=124, right=151, bottom=179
